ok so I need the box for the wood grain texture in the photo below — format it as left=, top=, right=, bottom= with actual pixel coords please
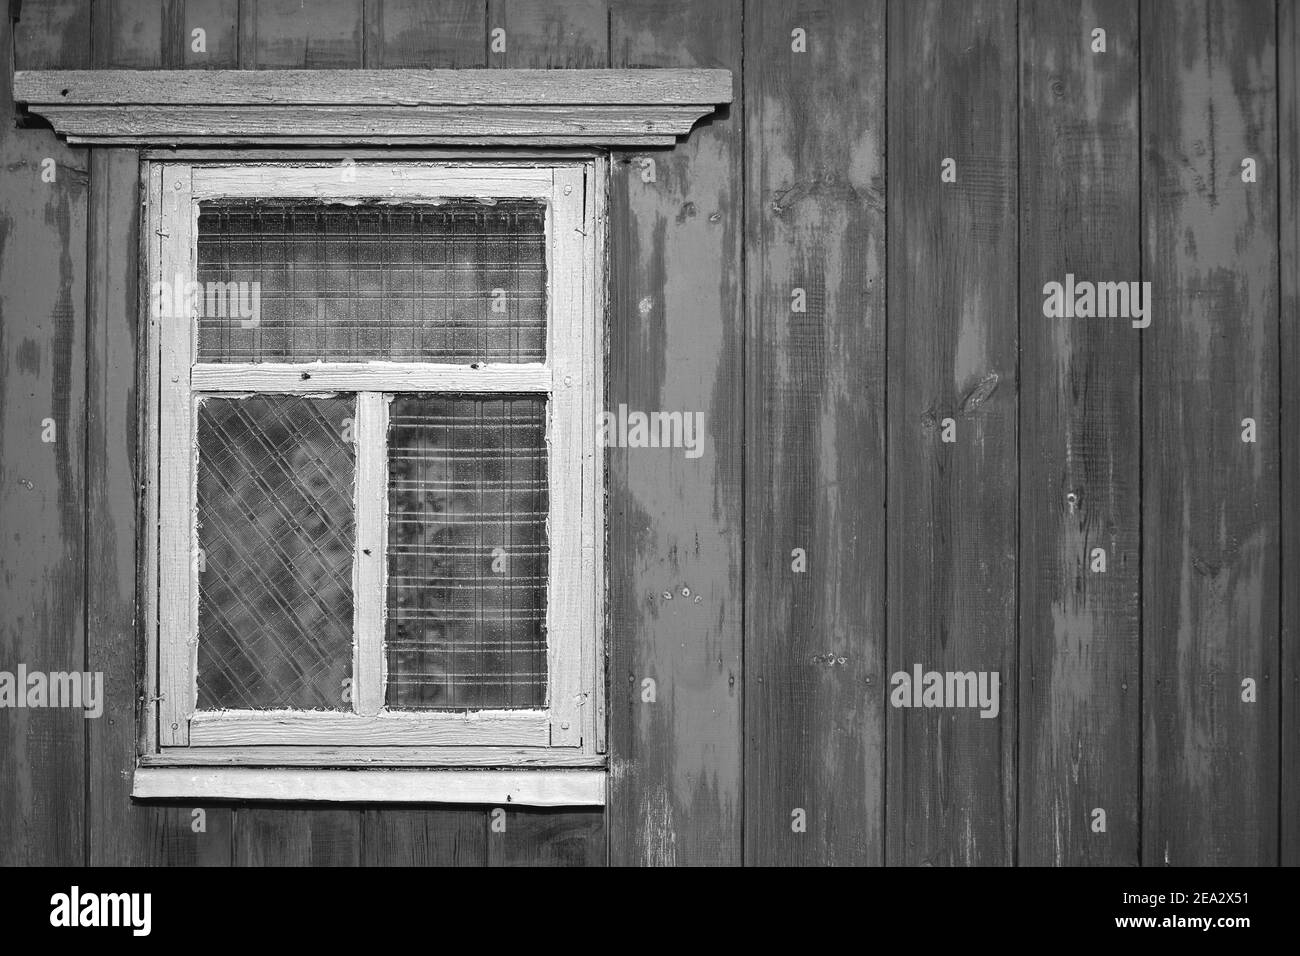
left=186, top=709, right=549, bottom=747
left=743, top=0, right=886, bottom=866
left=887, top=0, right=1019, bottom=866
left=489, top=0, right=609, bottom=68
left=233, top=806, right=362, bottom=865
left=16, top=67, right=732, bottom=104
left=137, top=805, right=234, bottom=865
left=16, top=68, right=731, bottom=145
left=94, top=0, right=166, bottom=67
left=487, top=809, right=606, bottom=865
left=1280, top=0, right=1299, bottom=869
left=0, top=7, right=88, bottom=866
left=241, top=0, right=364, bottom=69
left=364, top=0, right=486, bottom=68
left=134, top=768, right=606, bottom=804
left=13, top=0, right=90, bottom=69
left=1018, top=0, right=1141, bottom=866
left=607, top=0, right=744, bottom=866
left=1141, top=0, right=1279, bottom=866
left=183, top=0, right=240, bottom=68
left=192, top=363, right=550, bottom=394
left=364, top=808, right=487, bottom=865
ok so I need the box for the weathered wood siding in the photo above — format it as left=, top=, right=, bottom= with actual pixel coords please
left=1, top=0, right=1293, bottom=866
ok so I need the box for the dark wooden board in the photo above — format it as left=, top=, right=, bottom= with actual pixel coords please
left=183, top=0, right=240, bottom=68
left=240, top=0, right=364, bottom=69
left=0, top=4, right=89, bottom=867
left=1140, top=0, right=1279, bottom=866
left=13, top=0, right=90, bottom=69
left=365, top=0, right=486, bottom=68
left=136, top=805, right=235, bottom=865
left=489, top=0, right=607, bottom=68
left=886, top=0, right=1019, bottom=866
left=1018, top=0, right=1141, bottom=865
left=233, top=807, right=362, bottom=865
left=1280, top=0, right=1300, bottom=869
left=487, top=808, right=606, bottom=866
left=606, top=0, right=744, bottom=866
left=94, top=0, right=166, bottom=66
left=742, top=0, right=886, bottom=866
left=363, top=809, right=488, bottom=865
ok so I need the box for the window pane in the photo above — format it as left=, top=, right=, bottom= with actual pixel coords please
left=386, top=395, right=548, bottom=710
left=196, top=395, right=356, bottom=710
left=195, top=200, right=547, bottom=364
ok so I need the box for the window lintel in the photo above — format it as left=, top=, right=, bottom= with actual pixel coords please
left=14, top=68, right=733, bottom=147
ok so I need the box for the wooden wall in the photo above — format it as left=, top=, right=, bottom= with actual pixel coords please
left=1, top=0, right=1294, bottom=866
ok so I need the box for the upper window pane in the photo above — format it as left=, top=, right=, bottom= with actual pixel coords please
left=195, top=200, right=547, bottom=364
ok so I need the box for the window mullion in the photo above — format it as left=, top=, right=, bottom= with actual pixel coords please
left=352, top=391, right=389, bottom=716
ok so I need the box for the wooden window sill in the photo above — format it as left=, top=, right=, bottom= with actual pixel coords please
left=132, top=767, right=606, bottom=807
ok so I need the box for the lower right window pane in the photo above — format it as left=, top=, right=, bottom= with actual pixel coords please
left=385, top=394, right=549, bottom=711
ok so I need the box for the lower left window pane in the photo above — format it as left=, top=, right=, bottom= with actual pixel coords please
left=195, top=394, right=357, bottom=710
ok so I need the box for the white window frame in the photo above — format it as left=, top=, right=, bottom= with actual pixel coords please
left=142, top=158, right=604, bottom=772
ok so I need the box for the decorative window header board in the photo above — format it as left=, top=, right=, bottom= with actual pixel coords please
left=13, top=68, right=733, bottom=147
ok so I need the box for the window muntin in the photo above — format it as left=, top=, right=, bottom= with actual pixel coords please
left=148, top=161, right=598, bottom=759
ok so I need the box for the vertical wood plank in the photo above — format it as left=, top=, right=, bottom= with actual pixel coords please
left=364, top=0, right=485, bottom=68
left=363, top=809, right=487, bottom=865
left=1280, top=0, right=1299, bottom=868
left=487, top=808, right=606, bottom=866
left=234, top=807, right=362, bottom=865
left=85, top=141, right=139, bottom=867
left=606, top=0, right=743, bottom=867
left=742, top=0, right=886, bottom=866
left=1018, top=0, right=1141, bottom=865
left=13, top=0, right=90, bottom=69
left=488, top=0, right=608, bottom=68
left=0, top=3, right=89, bottom=867
left=886, top=0, right=1019, bottom=866
left=1141, top=0, right=1279, bottom=866
left=93, top=0, right=167, bottom=67
left=137, top=805, right=235, bottom=865
left=183, top=0, right=240, bottom=67
left=242, top=0, right=364, bottom=69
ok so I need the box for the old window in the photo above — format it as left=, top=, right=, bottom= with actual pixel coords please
left=141, top=161, right=604, bottom=795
